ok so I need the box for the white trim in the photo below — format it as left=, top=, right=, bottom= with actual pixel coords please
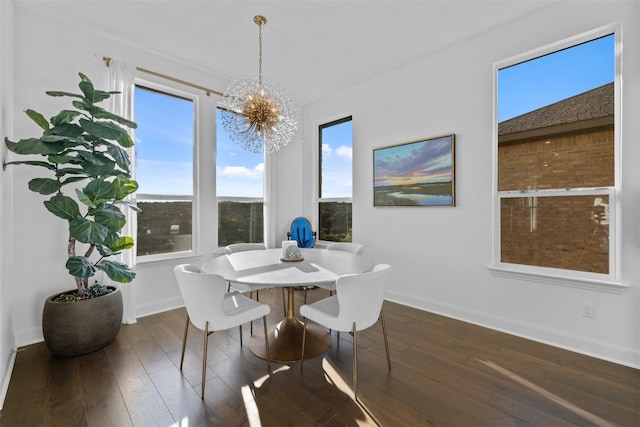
left=487, top=265, right=628, bottom=294
left=492, top=24, right=622, bottom=285
left=134, top=79, right=199, bottom=261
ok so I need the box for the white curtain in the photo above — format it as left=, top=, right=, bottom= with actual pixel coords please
left=107, top=60, right=137, bottom=324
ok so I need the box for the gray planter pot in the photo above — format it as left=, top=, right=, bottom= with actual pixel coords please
left=42, top=286, right=123, bottom=357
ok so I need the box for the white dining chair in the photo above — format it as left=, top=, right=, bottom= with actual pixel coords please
left=299, top=264, right=392, bottom=399
left=174, top=264, right=271, bottom=399
left=310, top=242, right=365, bottom=299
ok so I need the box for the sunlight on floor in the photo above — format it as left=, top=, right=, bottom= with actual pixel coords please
left=479, top=359, right=616, bottom=427
left=322, top=358, right=382, bottom=426
left=242, top=385, right=263, bottom=427
left=241, top=366, right=291, bottom=427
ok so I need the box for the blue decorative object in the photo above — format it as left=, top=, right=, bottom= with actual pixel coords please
left=287, top=217, right=316, bottom=248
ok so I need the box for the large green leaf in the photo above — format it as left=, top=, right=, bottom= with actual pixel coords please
left=82, top=178, right=116, bottom=206
left=75, top=188, right=96, bottom=209
left=103, top=142, right=130, bottom=169
left=28, top=178, right=60, bottom=195
left=50, top=123, right=84, bottom=137
left=79, top=119, right=126, bottom=141
left=56, top=167, right=86, bottom=178
left=46, top=91, right=83, bottom=99
left=116, top=132, right=134, bottom=148
left=44, top=195, right=80, bottom=220
left=61, top=176, right=87, bottom=186
left=93, top=204, right=126, bottom=232
left=109, top=236, right=134, bottom=251
left=69, top=217, right=109, bottom=244
left=96, top=260, right=135, bottom=283
left=5, top=137, right=65, bottom=155
left=50, top=110, right=82, bottom=126
left=72, top=100, right=90, bottom=111
left=79, top=80, right=95, bottom=104
left=25, top=109, right=50, bottom=131
left=66, top=256, right=95, bottom=278
left=2, top=160, right=56, bottom=170
left=84, top=104, right=136, bottom=128
left=48, top=154, right=75, bottom=164
left=113, top=177, right=138, bottom=200
left=75, top=151, right=117, bottom=177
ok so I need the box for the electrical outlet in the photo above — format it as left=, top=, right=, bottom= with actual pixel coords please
left=582, top=303, right=595, bottom=318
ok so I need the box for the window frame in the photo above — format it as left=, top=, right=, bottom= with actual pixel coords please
left=490, top=24, right=626, bottom=293
left=134, top=79, right=199, bottom=263
left=317, top=115, right=353, bottom=243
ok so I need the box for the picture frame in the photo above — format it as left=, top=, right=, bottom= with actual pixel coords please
left=373, top=134, right=455, bottom=206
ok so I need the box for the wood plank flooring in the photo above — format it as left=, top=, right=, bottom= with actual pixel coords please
left=1, top=287, right=638, bottom=426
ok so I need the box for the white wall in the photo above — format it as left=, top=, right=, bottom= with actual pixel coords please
left=300, top=1, right=640, bottom=367
left=0, top=0, right=15, bottom=410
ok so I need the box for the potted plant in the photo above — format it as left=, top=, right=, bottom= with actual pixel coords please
left=4, top=73, right=138, bottom=357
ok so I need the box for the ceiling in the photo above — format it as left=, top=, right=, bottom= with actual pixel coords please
left=16, top=0, right=554, bottom=107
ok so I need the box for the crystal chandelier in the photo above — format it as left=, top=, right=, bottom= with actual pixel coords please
left=221, top=15, right=298, bottom=154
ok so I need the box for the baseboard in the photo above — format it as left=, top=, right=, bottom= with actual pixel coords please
left=386, top=289, right=640, bottom=369
left=0, top=348, right=17, bottom=410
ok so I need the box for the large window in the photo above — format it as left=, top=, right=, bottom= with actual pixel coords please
left=216, top=107, right=264, bottom=247
left=495, top=31, right=618, bottom=282
left=319, top=117, right=353, bottom=242
left=134, top=85, right=195, bottom=257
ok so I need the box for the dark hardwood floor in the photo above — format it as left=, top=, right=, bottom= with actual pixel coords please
left=1, top=287, right=638, bottom=426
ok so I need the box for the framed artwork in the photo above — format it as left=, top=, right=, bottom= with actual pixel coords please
left=373, top=134, right=455, bottom=206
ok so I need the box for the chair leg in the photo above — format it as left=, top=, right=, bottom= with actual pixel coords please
left=201, top=321, right=210, bottom=399
left=337, top=331, right=340, bottom=352
left=250, top=292, right=260, bottom=335
left=380, top=310, right=391, bottom=371
left=239, top=325, right=243, bottom=346
left=263, top=316, right=271, bottom=371
left=300, top=317, right=308, bottom=371
left=352, top=322, right=358, bottom=400
left=180, top=315, right=190, bottom=370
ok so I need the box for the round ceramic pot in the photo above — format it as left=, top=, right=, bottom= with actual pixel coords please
left=42, top=286, right=123, bottom=357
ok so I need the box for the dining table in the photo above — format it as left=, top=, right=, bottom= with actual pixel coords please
left=201, top=247, right=373, bottom=362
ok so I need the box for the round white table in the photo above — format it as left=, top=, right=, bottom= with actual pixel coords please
left=201, top=248, right=373, bottom=362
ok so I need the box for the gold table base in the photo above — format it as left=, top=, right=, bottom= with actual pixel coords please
left=249, top=287, right=331, bottom=363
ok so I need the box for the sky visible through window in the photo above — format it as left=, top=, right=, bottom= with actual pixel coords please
left=498, top=34, right=614, bottom=123
left=134, top=87, right=193, bottom=196
left=216, top=108, right=264, bottom=198
left=321, top=119, right=353, bottom=198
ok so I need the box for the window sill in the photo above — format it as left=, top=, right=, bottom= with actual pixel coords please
left=487, top=265, right=628, bottom=294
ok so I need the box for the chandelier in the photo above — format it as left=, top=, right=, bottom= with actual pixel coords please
left=221, top=15, right=298, bottom=154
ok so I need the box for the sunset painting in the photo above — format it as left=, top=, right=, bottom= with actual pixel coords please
left=374, top=134, right=455, bottom=206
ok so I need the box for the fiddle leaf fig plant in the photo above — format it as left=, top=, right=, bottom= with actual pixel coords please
left=4, top=73, right=139, bottom=297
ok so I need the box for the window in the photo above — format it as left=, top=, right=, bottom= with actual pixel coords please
left=494, top=31, right=619, bottom=284
left=134, top=84, right=195, bottom=257
left=319, top=117, right=353, bottom=242
left=216, top=107, right=264, bottom=247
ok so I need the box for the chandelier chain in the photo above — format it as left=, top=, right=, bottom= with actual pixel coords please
left=258, top=19, right=263, bottom=87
